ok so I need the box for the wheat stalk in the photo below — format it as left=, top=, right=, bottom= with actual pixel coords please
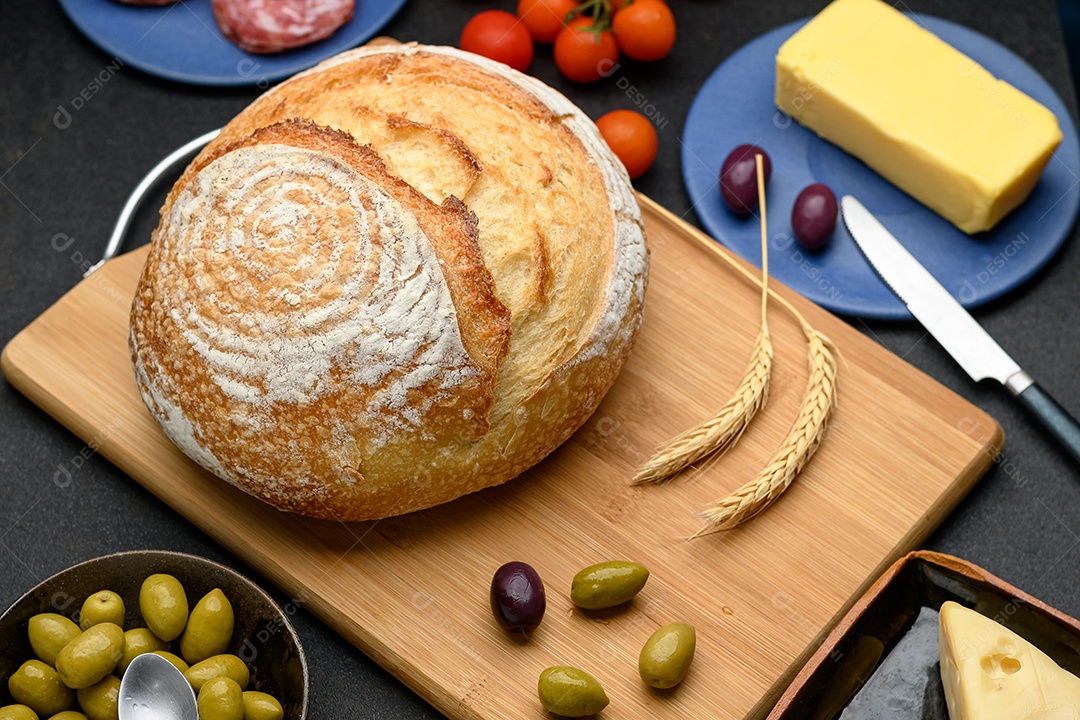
left=632, top=153, right=842, bottom=533
left=633, top=154, right=774, bottom=485
left=691, top=328, right=838, bottom=537
left=632, top=332, right=772, bottom=483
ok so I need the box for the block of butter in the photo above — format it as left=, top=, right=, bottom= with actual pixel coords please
left=939, top=601, right=1080, bottom=719
left=775, top=0, right=1062, bottom=234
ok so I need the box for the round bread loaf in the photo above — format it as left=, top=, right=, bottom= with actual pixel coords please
left=129, top=43, right=648, bottom=521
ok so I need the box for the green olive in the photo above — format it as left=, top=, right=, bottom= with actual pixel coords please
left=180, top=589, right=233, bottom=664
left=149, top=651, right=188, bottom=674
left=0, top=705, right=38, bottom=720
left=184, top=654, right=250, bottom=693
left=197, top=677, right=243, bottom=720
left=537, top=666, right=609, bottom=717
left=139, top=574, right=188, bottom=643
left=570, top=560, right=649, bottom=610
left=241, top=691, right=283, bottom=720
left=78, top=592, right=124, bottom=631
left=54, top=623, right=124, bottom=689
left=7, top=660, right=75, bottom=717
left=638, top=622, right=696, bottom=689
left=75, top=676, right=119, bottom=720
left=48, top=712, right=89, bottom=719
left=28, top=614, right=81, bottom=666
left=118, top=628, right=170, bottom=674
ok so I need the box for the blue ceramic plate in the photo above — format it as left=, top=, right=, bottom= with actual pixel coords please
left=57, top=0, right=409, bottom=87
left=682, top=16, right=1080, bottom=319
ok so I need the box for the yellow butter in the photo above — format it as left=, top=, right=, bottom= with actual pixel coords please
left=775, top=0, right=1062, bottom=233
left=939, top=601, right=1080, bottom=719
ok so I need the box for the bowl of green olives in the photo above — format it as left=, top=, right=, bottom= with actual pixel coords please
left=0, top=550, right=307, bottom=719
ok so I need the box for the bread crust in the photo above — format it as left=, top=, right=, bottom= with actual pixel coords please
left=219, top=120, right=511, bottom=386
left=130, top=44, right=648, bottom=520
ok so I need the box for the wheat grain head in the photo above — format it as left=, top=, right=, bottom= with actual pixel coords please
left=632, top=329, right=774, bottom=484
left=692, top=328, right=839, bottom=537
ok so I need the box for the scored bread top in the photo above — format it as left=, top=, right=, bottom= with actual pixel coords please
left=132, top=43, right=648, bottom=520
left=200, top=44, right=647, bottom=432
left=204, top=120, right=511, bottom=396
left=132, top=118, right=509, bottom=496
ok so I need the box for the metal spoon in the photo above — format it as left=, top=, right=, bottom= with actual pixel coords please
left=118, top=652, right=199, bottom=720
left=84, top=128, right=221, bottom=277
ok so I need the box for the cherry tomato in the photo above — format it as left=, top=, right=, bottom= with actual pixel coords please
left=596, top=109, right=658, bottom=179
left=517, top=0, right=578, bottom=43
left=460, top=10, right=534, bottom=72
left=554, top=18, right=619, bottom=83
left=612, top=0, right=676, bottom=62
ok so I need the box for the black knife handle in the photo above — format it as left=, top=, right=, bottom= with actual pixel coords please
left=1015, top=382, right=1080, bottom=466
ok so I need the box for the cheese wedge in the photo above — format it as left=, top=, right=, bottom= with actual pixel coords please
left=775, top=0, right=1062, bottom=234
left=939, top=601, right=1080, bottom=719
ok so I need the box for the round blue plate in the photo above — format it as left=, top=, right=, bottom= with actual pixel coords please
left=58, top=0, right=409, bottom=87
left=682, top=16, right=1080, bottom=320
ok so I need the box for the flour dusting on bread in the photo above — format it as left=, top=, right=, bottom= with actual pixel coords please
left=167, top=144, right=476, bottom=415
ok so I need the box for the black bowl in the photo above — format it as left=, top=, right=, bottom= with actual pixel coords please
left=767, top=550, right=1080, bottom=720
left=0, top=550, right=308, bottom=718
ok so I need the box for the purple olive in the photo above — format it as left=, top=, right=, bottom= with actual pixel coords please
left=791, top=183, right=838, bottom=251
left=720, top=144, right=772, bottom=215
left=490, top=561, right=546, bottom=635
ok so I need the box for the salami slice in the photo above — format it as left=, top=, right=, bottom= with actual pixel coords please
left=212, top=0, right=356, bottom=54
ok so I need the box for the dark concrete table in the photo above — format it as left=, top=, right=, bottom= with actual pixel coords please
left=2, top=0, right=1079, bottom=716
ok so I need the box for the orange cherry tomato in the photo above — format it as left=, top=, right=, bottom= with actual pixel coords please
left=554, top=17, right=619, bottom=83
left=460, top=10, right=535, bottom=72
left=611, top=0, right=676, bottom=62
left=517, top=0, right=579, bottom=43
left=596, top=109, right=658, bottom=180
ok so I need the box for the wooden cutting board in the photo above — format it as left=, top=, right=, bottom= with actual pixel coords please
left=2, top=194, right=1001, bottom=719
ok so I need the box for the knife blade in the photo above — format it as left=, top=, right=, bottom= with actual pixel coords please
left=841, top=195, right=1080, bottom=465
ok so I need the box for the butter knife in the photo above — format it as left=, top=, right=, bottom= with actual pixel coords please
left=841, top=195, right=1080, bottom=465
